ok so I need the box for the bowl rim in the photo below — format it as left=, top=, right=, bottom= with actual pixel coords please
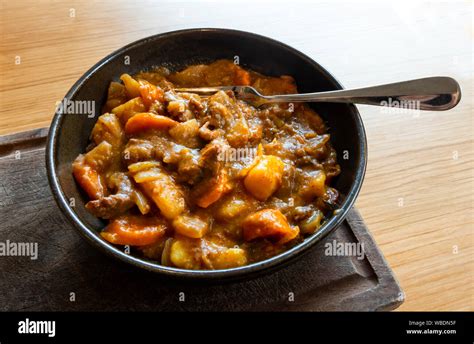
left=46, top=28, right=367, bottom=280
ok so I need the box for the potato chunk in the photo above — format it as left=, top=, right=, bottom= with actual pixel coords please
left=210, top=248, right=247, bottom=269
left=129, top=163, right=187, bottom=220
left=105, top=81, right=127, bottom=111
left=91, top=113, right=124, bottom=147
left=112, top=97, right=146, bottom=124
left=172, top=214, right=209, bottom=239
left=301, top=170, right=327, bottom=199
left=242, top=209, right=299, bottom=244
left=169, top=119, right=201, bottom=148
left=244, top=155, right=285, bottom=201
left=169, top=238, right=201, bottom=269
left=216, top=193, right=256, bottom=221
left=120, top=74, right=141, bottom=98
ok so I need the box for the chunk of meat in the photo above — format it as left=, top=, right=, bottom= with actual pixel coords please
left=164, top=91, right=203, bottom=121
left=208, top=91, right=250, bottom=147
left=198, top=138, right=230, bottom=171
left=101, top=215, right=166, bottom=246
left=123, top=138, right=155, bottom=164
left=85, top=172, right=151, bottom=219
left=244, top=155, right=285, bottom=201
left=198, top=121, right=221, bottom=141
left=174, top=149, right=202, bottom=185
left=124, top=112, right=178, bottom=134
left=242, top=209, right=299, bottom=244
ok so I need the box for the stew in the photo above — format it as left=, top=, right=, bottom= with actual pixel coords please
left=72, top=60, right=341, bottom=270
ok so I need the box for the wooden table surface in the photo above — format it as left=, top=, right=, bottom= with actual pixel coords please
left=1, top=1, right=472, bottom=311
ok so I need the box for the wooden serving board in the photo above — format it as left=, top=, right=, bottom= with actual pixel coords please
left=0, top=128, right=404, bottom=311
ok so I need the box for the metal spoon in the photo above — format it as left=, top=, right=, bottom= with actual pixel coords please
left=175, top=76, right=461, bottom=110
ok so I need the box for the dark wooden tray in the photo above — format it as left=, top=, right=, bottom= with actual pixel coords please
left=0, top=128, right=404, bottom=311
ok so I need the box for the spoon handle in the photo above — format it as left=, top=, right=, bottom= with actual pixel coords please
left=265, top=77, right=461, bottom=111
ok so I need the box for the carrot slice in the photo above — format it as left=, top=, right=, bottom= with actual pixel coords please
left=234, top=68, right=251, bottom=85
left=72, top=155, right=106, bottom=200
left=195, top=170, right=232, bottom=208
left=242, top=209, right=299, bottom=244
left=124, top=112, right=178, bottom=134
left=101, top=216, right=166, bottom=246
left=138, top=80, right=164, bottom=107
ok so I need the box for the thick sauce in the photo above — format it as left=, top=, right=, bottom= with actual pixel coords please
left=72, top=60, right=340, bottom=270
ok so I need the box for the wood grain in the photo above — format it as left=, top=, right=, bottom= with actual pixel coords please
left=0, top=0, right=472, bottom=311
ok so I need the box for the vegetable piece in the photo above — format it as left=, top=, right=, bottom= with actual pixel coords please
left=201, top=240, right=247, bottom=269
left=101, top=216, right=166, bottom=246
left=234, top=68, right=251, bottom=86
left=83, top=141, right=114, bottom=170
left=244, top=155, right=285, bottom=201
left=129, top=164, right=186, bottom=220
left=299, top=210, right=324, bottom=234
left=138, top=79, right=164, bottom=107
left=91, top=113, right=124, bottom=147
left=215, top=193, right=256, bottom=221
left=301, top=170, right=327, bottom=199
left=131, top=188, right=151, bottom=215
left=161, top=238, right=174, bottom=266
left=168, top=119, right=201, bottom=148
left=172, top=214, right=209, bottom=239
left=72, top=141, right=114, bottom=200
left=194, top=169, right=232, bottom=208
left=72, top=155, right=106, bottom=200
left=169, top=238, right=201, bottom=269
left=139, top=238, right=167, bottom=260
left=127, top=161, right=161, bottom=173
left=242, top=209, right=299, bottom=244
left=210, top=248, right=247, bottom=269
left=120, top=74, right=141, bottom=98
left=124, top=112, right=178, bottom=135
left=112, top=97, right=147, bottom=124
left=105, top=81, right=127, bottom=111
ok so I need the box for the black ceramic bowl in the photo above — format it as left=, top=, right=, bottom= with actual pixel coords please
left=46, top=28, right=367, bottom=280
